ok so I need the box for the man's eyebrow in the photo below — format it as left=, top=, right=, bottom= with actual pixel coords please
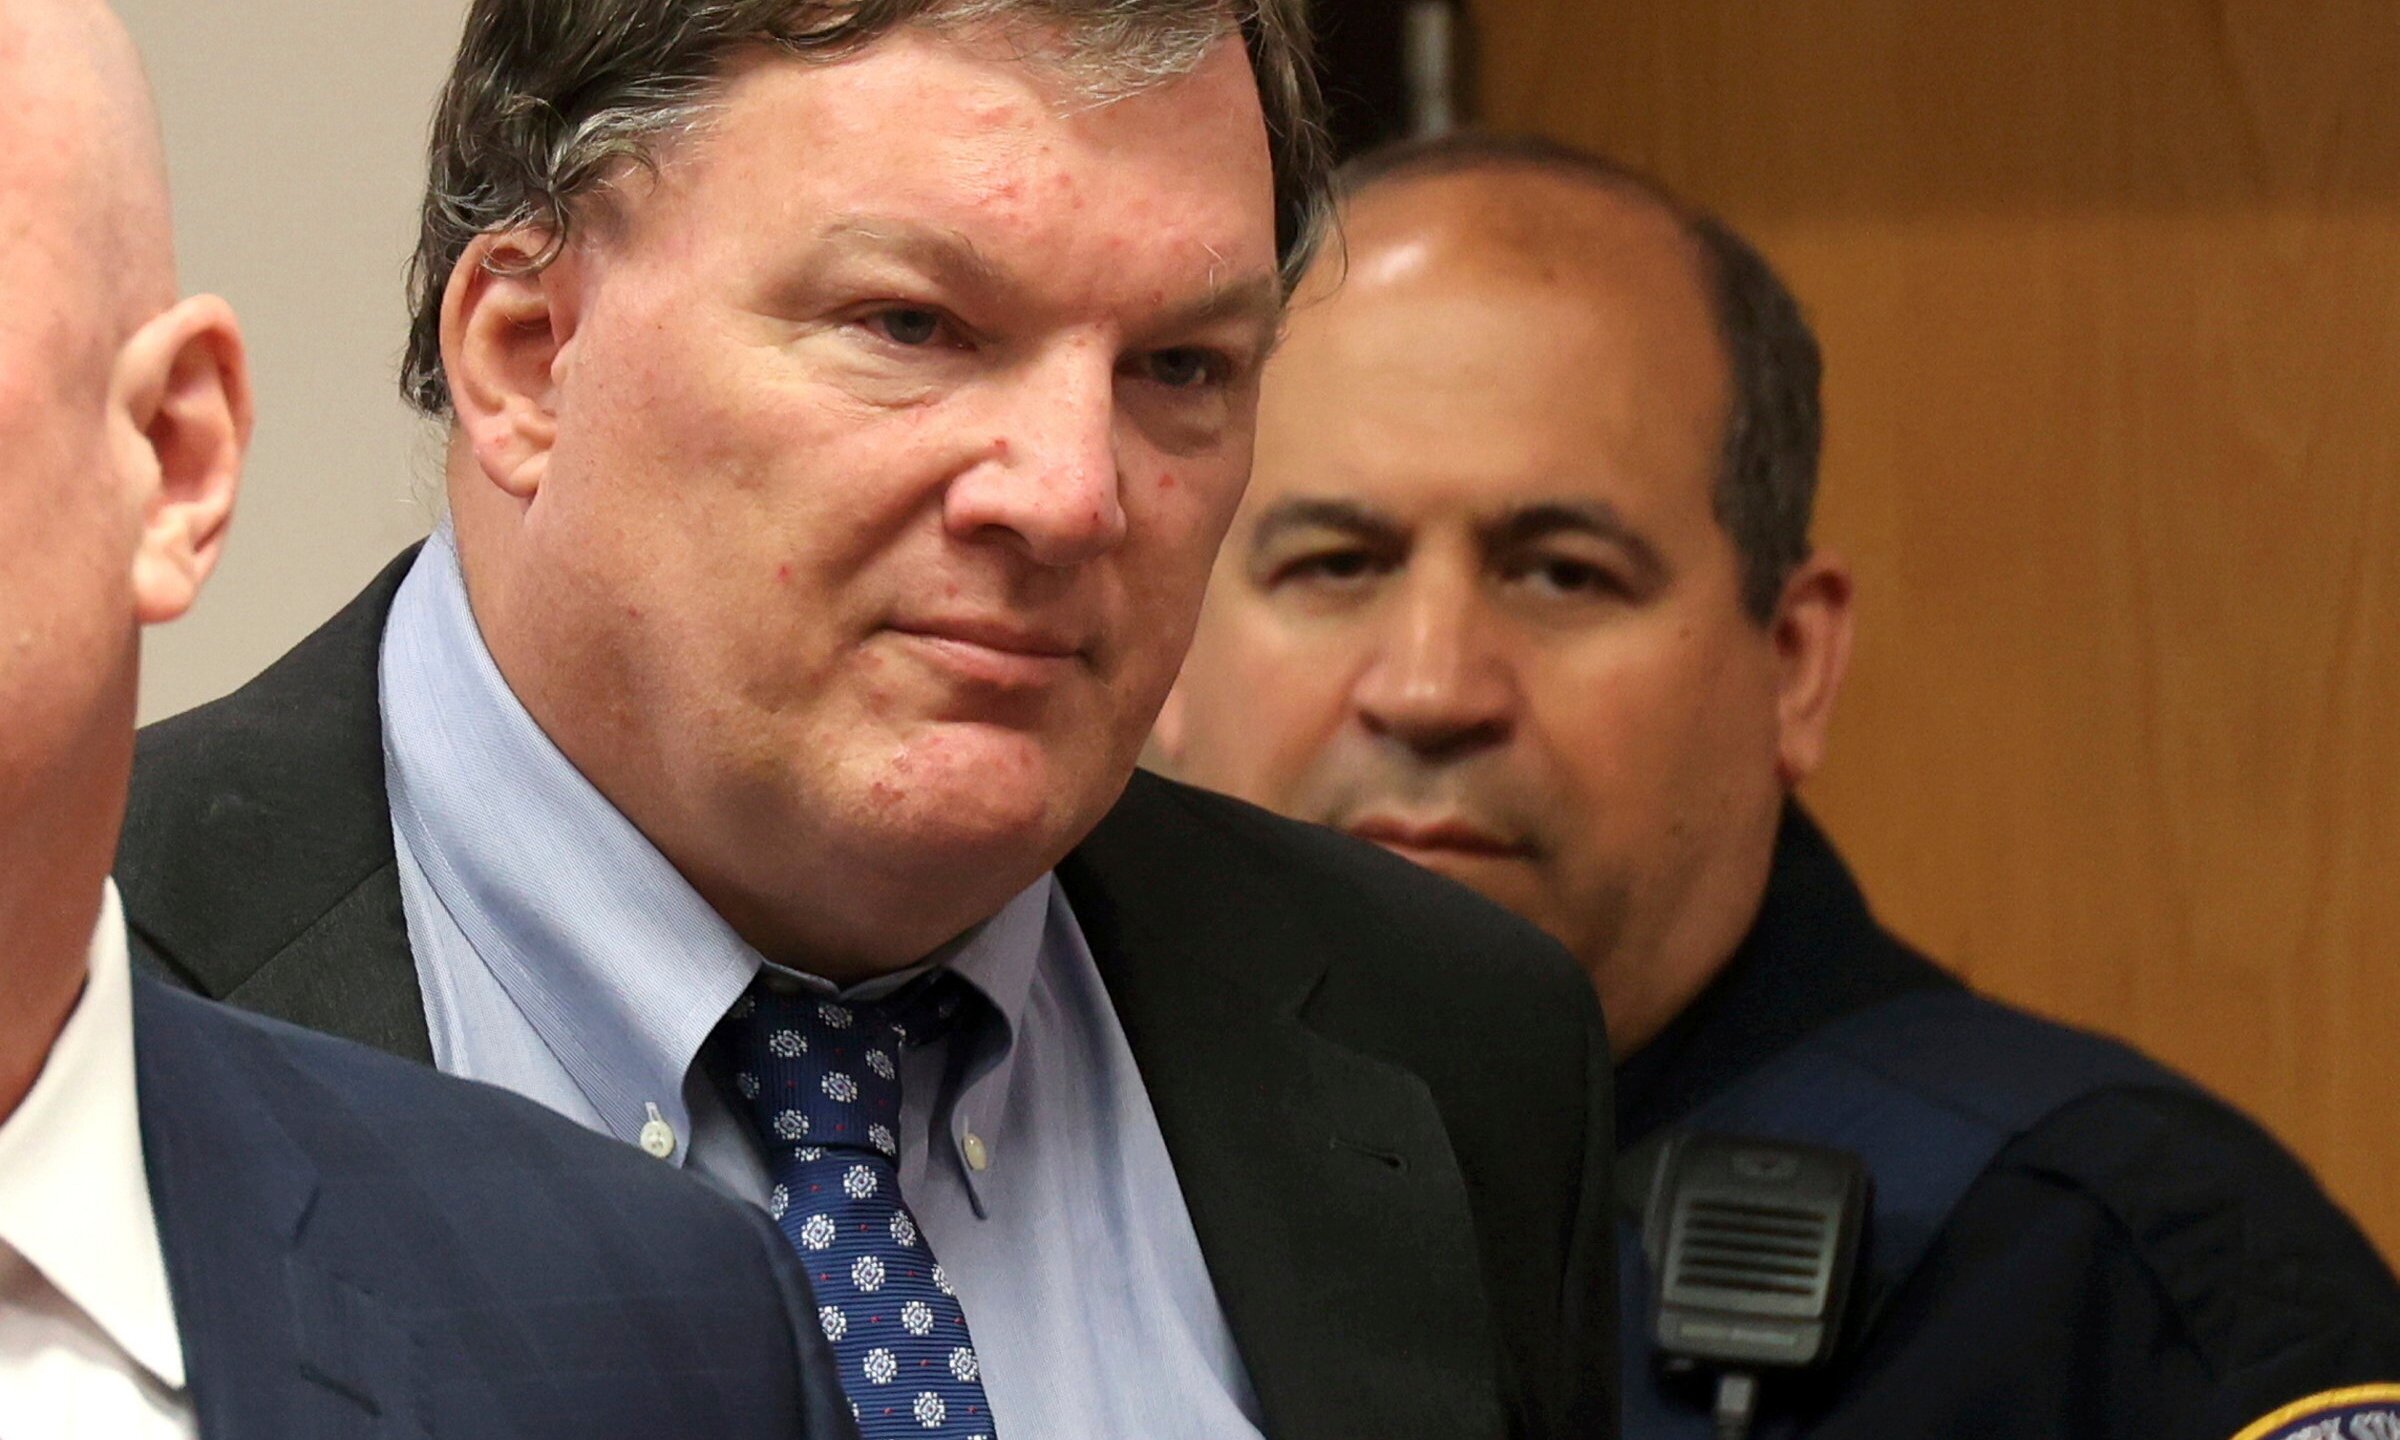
left=1247, top=498, right=1405, bottom=554
left=1482, top=500, right=1669, bottom=581
left=812, top=215, right=1005, bottom=289
left=1149, top=270, right=1287, bottom=358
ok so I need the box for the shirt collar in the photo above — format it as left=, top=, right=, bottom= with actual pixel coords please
left=0, top=882, right=186, bottom=1391
left=382, top=528, right=1052, bottom=1157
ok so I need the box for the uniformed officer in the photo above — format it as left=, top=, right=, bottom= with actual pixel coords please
left=1154, top=131, right=2400, bottom=1438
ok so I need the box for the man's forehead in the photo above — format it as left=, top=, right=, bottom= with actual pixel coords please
left=628, top=31, right=1281, bottom=331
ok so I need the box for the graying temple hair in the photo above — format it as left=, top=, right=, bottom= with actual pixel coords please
left=401, top=0, right=1331, bottom=417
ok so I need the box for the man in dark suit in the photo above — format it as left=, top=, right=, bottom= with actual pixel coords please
left=1157, top=132, right=2400, bottom=1438
left=114, top=5, right=1615, bottom=1439
left=0, top=7, right=853, bottom=1436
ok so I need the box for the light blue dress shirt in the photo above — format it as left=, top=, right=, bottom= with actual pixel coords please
left=381, top=531, right=1263, bottom=1438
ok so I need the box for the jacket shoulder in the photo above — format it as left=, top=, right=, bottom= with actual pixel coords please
left=148, top=979, right=757, bottom=1236
left=2001, top=1079, right=2400, bottom=1377
left=142, top=980, right=848, bottom=1437
left=117, top=551, right=416, bottom=997
left=1092, top=770, right=1600, bottom=1022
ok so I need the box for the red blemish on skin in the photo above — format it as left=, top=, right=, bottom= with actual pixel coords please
left=944, top=582, right=961, bottom=599
left=1157, top=472, right=1177, bottom=492
left=775, top=562, right=792, bottom=583
left=991, top=437, right=1010, bottom=457
left=625, top=605, right=641, bottom=620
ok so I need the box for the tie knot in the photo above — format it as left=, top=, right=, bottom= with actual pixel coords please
left=711, top=971, right=971, bottom=1162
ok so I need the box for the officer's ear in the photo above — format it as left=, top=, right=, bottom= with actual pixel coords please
left=1769, top=550, right=1855, bottom=787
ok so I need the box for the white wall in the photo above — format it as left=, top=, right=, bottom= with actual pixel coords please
left=118, top=0, right=470, bottom=722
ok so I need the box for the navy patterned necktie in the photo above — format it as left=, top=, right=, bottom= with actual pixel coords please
left=712, top=974, right=997, bottom=1439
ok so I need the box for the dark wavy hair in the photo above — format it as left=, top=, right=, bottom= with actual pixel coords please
left=401, top=0, right=1331, bottom=417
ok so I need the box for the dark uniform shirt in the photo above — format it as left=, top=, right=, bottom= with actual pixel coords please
left=1618, top=805, right=2400, bottom=1439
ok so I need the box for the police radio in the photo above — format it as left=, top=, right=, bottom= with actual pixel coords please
left=1640, top=1133, right=1872, bottom=1439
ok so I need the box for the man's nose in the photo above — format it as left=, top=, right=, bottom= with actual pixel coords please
left=1349, top=580, right=1518, bottom=762
left=943, top=340, right=1128, bottom=568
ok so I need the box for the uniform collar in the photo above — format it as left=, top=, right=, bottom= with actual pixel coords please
left=0, top=882, right=186, bottom=1392
left=381, top=528, right=1049, bottom=1160
left=1614, top=803, right=1959, bottom=1147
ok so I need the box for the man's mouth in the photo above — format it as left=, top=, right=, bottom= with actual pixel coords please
left=1342, top=814, right=1533, bottom=863
left=885, top=616, right=1088, bottom=688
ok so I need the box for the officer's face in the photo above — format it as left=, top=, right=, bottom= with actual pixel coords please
left=442, top=27, right=1281, bottom=975
left=1161, top=174, right=1850, bottom=1051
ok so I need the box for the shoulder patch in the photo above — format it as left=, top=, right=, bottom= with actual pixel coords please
left=2232, top=1385, right=2400, bottom=1440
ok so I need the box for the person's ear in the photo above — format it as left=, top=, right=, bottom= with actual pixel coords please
left=1770, top=549, right=1856, bottom=788
left=113, top=294, right=250, bottom=626
left=442, top=229, right=583, bottom=503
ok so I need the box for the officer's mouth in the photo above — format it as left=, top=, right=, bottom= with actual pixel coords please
left=1343, top=815, right=1536, bottom=867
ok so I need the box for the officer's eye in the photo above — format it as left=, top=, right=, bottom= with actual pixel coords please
left=1504, top=552, right=1627, bottom=600
left=1275, top=547, right=1389, bottom=588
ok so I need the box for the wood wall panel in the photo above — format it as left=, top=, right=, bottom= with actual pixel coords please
left=1471, top=0, right=2400, bottom=1257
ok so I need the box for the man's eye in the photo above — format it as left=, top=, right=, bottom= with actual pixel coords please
left=1277, top=549, right=1384, bottom=586
left=1139, top=348, right=1225, bottom=390
left=866, top=308, right=946, bottom=346
left=1511, top=556, right=1621, bottom=598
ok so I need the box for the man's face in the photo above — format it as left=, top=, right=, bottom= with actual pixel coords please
left=1164, top=176, right=1804, bottom=1040
left=0, top=105, right=141, bottom=882
left=467, top=28, right=1281, bottom=964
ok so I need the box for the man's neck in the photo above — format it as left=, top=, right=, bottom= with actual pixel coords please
left=0, top=958, right=87, bottom=1129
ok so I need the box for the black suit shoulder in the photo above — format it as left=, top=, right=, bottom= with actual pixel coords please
left=1094, top=769, right=1606, bottom=1038
left=1076, top=771, right=1617, bottom=1440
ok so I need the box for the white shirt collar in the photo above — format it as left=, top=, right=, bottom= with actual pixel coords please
left=0, top=881, right=186, bottom=1391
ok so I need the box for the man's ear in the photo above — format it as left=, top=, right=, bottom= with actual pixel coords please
left=1770, top=549, right=1856, bottom=787
left=442, top=229, right=582, bottom=502
left=115, top=294, right=250, bottom=626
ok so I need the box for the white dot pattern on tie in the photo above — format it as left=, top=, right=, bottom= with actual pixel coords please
left=713, top=974, right=997, bottom=1438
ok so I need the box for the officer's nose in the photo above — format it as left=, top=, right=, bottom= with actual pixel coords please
left=1349, top=570, right=1517, bottom=763
left=943, top=338, right=1127, bottom=569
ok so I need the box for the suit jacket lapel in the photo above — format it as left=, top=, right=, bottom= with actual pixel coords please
left=135, top=979, right=415, bottom=1438
left=1060, top=779, right=1508, bottom=1440
left=118, top=547, right=433, bottom=1062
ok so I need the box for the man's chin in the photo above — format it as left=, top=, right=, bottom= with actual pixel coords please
left=839, top=727, right=1102, bottom=861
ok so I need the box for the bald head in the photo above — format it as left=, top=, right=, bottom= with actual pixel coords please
left=0, top=0, right=177, bottom=343
left=0, top=0, right=248, bottom=1124
left=1331, top=162, right=1711, bottom=322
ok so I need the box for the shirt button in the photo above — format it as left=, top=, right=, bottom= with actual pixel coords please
left=639, top=1103, right=677, bottom=1159
left=962, top=1131, right=991, bottom=1172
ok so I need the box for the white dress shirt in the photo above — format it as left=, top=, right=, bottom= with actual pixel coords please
left=0, top=883, right=195, bottom=1440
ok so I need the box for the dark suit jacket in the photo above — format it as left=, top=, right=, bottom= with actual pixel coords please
left=117, top=550, right=1617, bottom=1440
left=133, top=972, right=856, bottom=1439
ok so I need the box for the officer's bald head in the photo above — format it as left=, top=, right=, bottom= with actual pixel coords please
left=0, top=0, right=249, bottom=1122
